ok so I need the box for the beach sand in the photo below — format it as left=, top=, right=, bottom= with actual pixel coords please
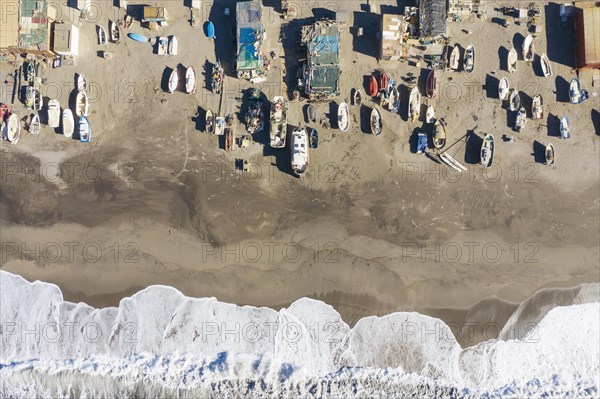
left=1, top=0, right=598, bottom=347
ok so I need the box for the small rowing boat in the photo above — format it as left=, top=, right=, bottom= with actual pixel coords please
left=98, top=26, right=107, bottom=45
left=206, top=21, right=216, bottom=39
left=168, top=69, right=179, bottom=93
left=206, top=110, right=215, bottom=134
left=79, top=116, right=91, bottom=143
left=128, top=33, right=149, bottom=43
left=109, top=20, right=120, bottom=43
left=379, top=72, right=389, bottom=92
left=76, top=90, right=89, bottom=117
left=508, top=47, right=517, bottom=73
left=310, top=128, right=318, bottom=149
left=77, top=74, right=87, bottom=92
left=270, top=96, right=287, bottom=148
left=569, top=78, right=583, bottom=104
left=62, top=109, right=74, bottom=138
left=509, top=89, right=520, bottom=111
left=449, top=45, right=460, bottom=71
left=47, top=99, right=60, bottom=128
left=408, top=86, right=421, bottom=122
left=498, top=77, right=509, bottom=100
left=426, top=105, right=435, bottom=123
left=464, top=45, right=475, bottom=73
left=433, top=118, right=446, bottom=150
left=426, top=69, right=439, bottom=99
left=338, top=102, right=349, bottom=132
left=545, top=143, right=555, bottom=165
left=480, top=134, right=494, bottom=168
left=6, top=113, right=21, bottom=144
left=29, top=114, right=40, bottom=135
left=515, top=107, right=526, bottom=132
left=523, top=34, right=535, bottom=62
left=369, top=75, right=378, bottom=97
left=291, top=128, right=309, bottom=176
left=353, top=89, right=362, bottom=106
left=531, top=95, right=543, bottom=120
left=370, top=107, right=382, bottom=136
left=185, top=66, right=196, bottom=94
left=540, top=53, right=552, bottom=77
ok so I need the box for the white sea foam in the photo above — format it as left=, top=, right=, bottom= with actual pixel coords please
left=1, top=271, right=598, bottom=398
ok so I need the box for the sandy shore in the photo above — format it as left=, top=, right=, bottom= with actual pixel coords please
left=1, top=0, right=598, bottom=347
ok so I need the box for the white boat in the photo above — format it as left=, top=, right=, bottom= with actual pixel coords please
left=76, top=90, right=89, bottom=117
left=269, top=96, right=287, bottom=148
left=185, top=66, right=196, bottom=94
left=77, top=74, right=87, bottom=91
left=338, top=102, right=349, bottom=132
left=515, top=107, right=526, bottom=131
left=439, top=151, right=467, bottom=172
left=157, top=36, right=168, bottom=55
left=509, top=89, right=520, bottom=111
left=523, top=34, right=535, bottom=62
left=425, top=105, right=435, bottom=123
left=540, top=53, right=552, bottom=77
left=168, top=69, right=179, bottom=93
left=507, top=47, right=518, bottom=73
left=433, top=118, right=446, bottom=150
left=79, top=116, right=91, bottom=143
left=214, top=116, right=225, bottom=136
left=168, top=36, right=178, bottom=55
left=545, top=143, right=555, bottom=166
left=370, top=107, right=382, bottom=136
left=498, top=77, right=509, bottom=100
left=205, top=110, right=215, bottom=134
left=47, top=99, right=60, bottom=128
left=109, top=20, right=120, bottom=43
left=62, top=109, right=74, bottom=138
left=388, top=85, right=399, bottom=113
left=98, top=26, right=107, bottom=45
left=29, top=114, right=41, bottom=135
left=560, top=115, right=570, bottom=139
left=408, top=86, right=421, bottom=122
left=6, top=114, right=21, bottom=144
left=531, top=95, right=543, bottom=120
left=480, top=134, right=494, bottom=168
left=569, top=78, right=582, bottom=104
left=449, top=45, right=460, bottom=71
left=291, top=128, right=309, bottom=176
left=464, top=45, right=475, bottom=73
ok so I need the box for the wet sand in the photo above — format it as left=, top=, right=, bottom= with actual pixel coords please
left=1, top=0, right=599, bottom=347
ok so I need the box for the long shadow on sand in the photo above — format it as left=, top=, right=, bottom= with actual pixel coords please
left=532, top=140, right=547, bottom=164
left=485, top=74, right=499, bottom=99
left=498, top=46, right=509, bottom=71
left=592, top=109, right=600, bottom=136
left=409, top=127, right=421, bottom=154
left=359, top=105, right=371, bottom=134
left=208, top=1, right=236, bottom=77
left=544, top=3, right=576, bottom=68
left=352, top=11, right=380, bottom=58
left=554, top=76, right=570, bottom=102
left=547, top=114, right=561, bottom=137
left=464, top=130, right=482, bottom=165
left=512, top=33, right=525, bottom=60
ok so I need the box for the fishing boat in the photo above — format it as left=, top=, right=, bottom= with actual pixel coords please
left=29, top=114, right=40, bottom=135
left=439, top=151, right=467, bottom=172
left=98, top=26, right=107, bottom=45
left=408, top=86, right=421, bottom=122
left=498, top=77, right=509, bottom=100
left=34, top=90, right=42, bottom=111
left=480, top=134, right=494, bottom=168
left=433, top=118, right=446, bottom=150
left=291, top=128, right=309, bottom=176
left=531, top=95, right=543, bottom=120
left=464, top=45, right=475, bottom=73
left=77, top=74, right=87, bottom=92
left=417, top=132, right=427, bottom=154
left=569, top=78, right=582, bottom=104
left=62, top=109, right=74, bottom=138
left=449, top=45, right=460, bottom=71
left=185, top=66, right=196, bottom=94
left=507, top=47, right=518, bottom=73
left=426, top=69, right=439, bottom=99
left=168, top=69, right=179, bottom=93
left=128, top=33, right=148, bottom=43
left=26, top=62, right=35, bottom=81
left=509, top=89, right=520, bottom=111
left=206, top=21, right=216, bottom=39
left=388, top=83, right=399, bottom=113
left=379, top=72, right=389, bottom=92
left=47, top=99, right=60, bottom=128
left=310, top=128, right=318, bottom=149
left=269, top=96, right=287, bottom=148
left=514, top=107, right=526, bottom=131
left=540, top=53, right=552, bottom=77
left=353, top=89, right=362, bottom=106
left=370, top=107, right=382, bottom=136
left=157, top=36, right=168, bottom=55
left=225, top=119, right=234, bottom=151
left=6, top=114, right=21, bottom=144
left=560, top=115, right=570, bottom=139
left=545, top=143, right=555, bottom=165
left=337, top=102, right=349, bottom=132
left=168, top=36, right=178, bottom=55
left=426, top=105, right=435, bottom=123
left=25, top=86, right=35, bottom=108
left=369, top=75, right=378, bottom=97
left=79, top=116, right=91, bottom=143
left=76, top=90, right=89, bottom=117
left=307, top=104, right=316, bottom=123
left=124, top=14, right=132, bottom=29
left=522, top=34, right=535, bottom=62
left=109, top=20, right=120, bottom=43
left=215, top=116, right=225, bottom=136
left=205, top=110, right=215, bottom=134
left=211, top=61, right=223, bottom=94
left=245, top=88, right=264, bottom=134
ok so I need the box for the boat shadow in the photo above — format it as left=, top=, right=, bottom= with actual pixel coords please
left=360, top=105, right=371, bottom=134
left=485, top=74, right=499, bottom=99
left=464, top=130, right=482, bottom=165
left=546, top=114, right=561, bottom=137
left=544, top=3, right=576, bottom=68
left=592, top=109, right=600, bottom=136
left=193, top=106, right=206, bottom=132
left=409, top=127, right=421, bottom=154
left=532, top=54, right=544, bottom=77
left=512, top=33, right=525, bottom=60
left=328, top=101, right=338, bottom=130
left=554, top=76, right=570, bottom=102
left=532, top=140, right=547, bottom=164
left=352, top=11, right=380, bottom=58
left=498, top=46, right=508, bottom=71
left=207, top=2, right=236, bottom=77
left=161, top=66, right=175, bottom=93
left=520, top=91, right=533, bottom=117
left=399, top=83, right=409, bottom=121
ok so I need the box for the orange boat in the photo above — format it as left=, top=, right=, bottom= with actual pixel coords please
left=369, top=75, right=378, bottom=97
left=379, top=72, right=389, bottom=92
left=426, top=69, right=439, bottom=99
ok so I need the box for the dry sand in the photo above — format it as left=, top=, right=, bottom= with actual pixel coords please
left=1, top=0, right=599, bottom=347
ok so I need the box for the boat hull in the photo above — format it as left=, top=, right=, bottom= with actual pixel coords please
left=480, top=134, right=494, bottom=168
left=79, top=116, right=91, bottom=142
left=62, top=109, right=74, bottom=138
left=338, top=102, right=349, bottom=132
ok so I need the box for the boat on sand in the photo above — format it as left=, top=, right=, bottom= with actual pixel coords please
left=545, top=143, right=555, bottom=165
left=291, top=128, right=309, bottom=176
left=480, top=134, right=494, bottom=168
left=370, top=107, right=382, bottom=136
left=338, top=102, right=349, bottom=132
left=269, top=96, right=287, bottom=148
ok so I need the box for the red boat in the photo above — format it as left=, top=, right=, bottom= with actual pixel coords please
left=0, top=103, right=10, bottom=121
left=379, top=72, right=389, bottom=92
left=426, top=69, right=439, bottom=99
left=369, top=75, right=378, bottom=97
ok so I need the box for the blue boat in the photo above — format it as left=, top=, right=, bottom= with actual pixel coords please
left=310, top=129, right=318, bottom=149
left=79, top=116, right=91, bottom=143
left=128, top=33, right=149, bottom=43
left=417, top=132, right=427, bottom=154
left=206, top=21, right=216, bottom=39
